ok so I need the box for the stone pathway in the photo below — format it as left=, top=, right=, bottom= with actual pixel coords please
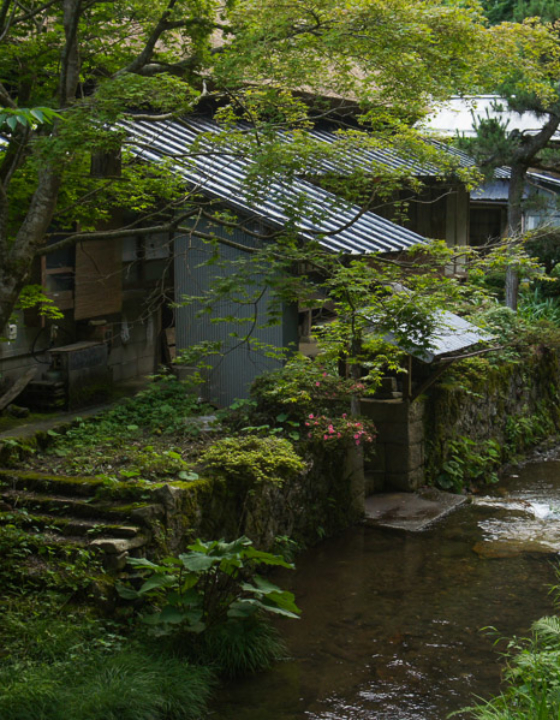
left=0, top=379, right=147, bottom=440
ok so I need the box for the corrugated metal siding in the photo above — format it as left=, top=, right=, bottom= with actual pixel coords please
left=422, top=311, right=492, bottom=361
left=174, top=219, right=292, bottom=405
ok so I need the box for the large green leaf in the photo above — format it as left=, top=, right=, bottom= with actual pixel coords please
left=227, top=601, right=259, bottom=618
left=232, top=597, right=300, bottom=620
left=115, top=583, right=139, bottom=600
left=179, top=552, right=216, bottom=572
left=138, top=573, right=177, bottom=595
left=128, top=557, right=167, bottom=571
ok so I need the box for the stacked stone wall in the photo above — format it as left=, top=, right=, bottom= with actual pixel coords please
left=422, top=349, right=560, bottom=485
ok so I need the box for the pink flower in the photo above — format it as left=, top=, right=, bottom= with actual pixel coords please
left=323, top=435, right=328, bottom=441
left=305, top=422, right=310, bottom=427
left=342, top=413, right=347, bottom=419
left=315, top=382, right=320, bottom=386
left=309, top=414, right=314, bottom=419
left=356, top=440, right=361, bottom=446
left=354, top=434, right=360, bottom=440
left=337, top=433, right=342, bottom=438
left=322, top=372, right=327, bottom=377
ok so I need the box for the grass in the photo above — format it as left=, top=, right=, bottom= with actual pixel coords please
left=462, top=617, right=560, bottom=720
left=0, top=649, right=214, bottom=720
left=0, top=595, right=215, bottom=720
left=518, top=289, right=560, bottom=325
left=174, top=616, right=288, bottom=679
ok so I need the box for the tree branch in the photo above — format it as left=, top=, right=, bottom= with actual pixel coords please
left=59, top=0, right=82, bottom=106
left=37, top=208, right=203, bottom=255
left=11, top=0, right=58, bottom=26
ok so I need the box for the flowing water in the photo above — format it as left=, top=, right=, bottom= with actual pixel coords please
left=213, top=454, right=560, bottom=720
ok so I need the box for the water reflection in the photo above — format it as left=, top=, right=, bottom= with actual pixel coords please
left=214, top=458, right=560, bottom=720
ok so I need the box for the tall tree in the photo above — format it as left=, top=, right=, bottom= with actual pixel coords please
left=457, top=19, right=560, bottom=309
left=0, top=0, right=497, bottom=334
left=16, top=0, right=560, bottom=338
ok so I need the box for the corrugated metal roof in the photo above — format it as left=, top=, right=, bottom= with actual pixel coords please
left=418, top=310, right=492, bottom=362
left=472, top=179, right=519, bottom=202
left=375, top=309, right=492, bottom=363
left=471, top=173, right=560, bottom=202
left=301, top=127, right=512, bottom=181
left=120, top=116, right=429, bottom=255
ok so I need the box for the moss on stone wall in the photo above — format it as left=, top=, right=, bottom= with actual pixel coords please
left=423, top=349, right=560, bottom=490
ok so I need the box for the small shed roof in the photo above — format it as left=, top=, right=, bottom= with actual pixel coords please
left=121, top=116, right=430, bottom=255
left=377, top=309, right=492, bottom=363
left=418, top=310, right=492, bottom=363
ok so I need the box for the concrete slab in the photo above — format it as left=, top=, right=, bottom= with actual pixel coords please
left=364, top=488, right=467, bottom=531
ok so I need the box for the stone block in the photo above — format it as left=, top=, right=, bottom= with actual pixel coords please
left=385, top=471, right=412, bottom=492
left=90, top=535, right=147, bottom=554
left=408, top=421, right=424, bottom=446
left=408, top=399, right=425, bottom=423
left=385, top=445, right=411, bottom=474
left=407, top=466, right=425, bottom=491
left=102, top=551, right=129, bottom=572
left=360, top=399, right=409, bottom=424
left=374, top=421, right=410, bottom=444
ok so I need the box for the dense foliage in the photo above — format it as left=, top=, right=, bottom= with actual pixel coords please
left=464, top=614, right=560, bottom=719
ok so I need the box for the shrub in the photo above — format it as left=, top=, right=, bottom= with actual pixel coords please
left=118, top=536, right=300, bottom=634
left=463, top=616, right=560, bottom=720
left=200, top=435, right=305, bottom=485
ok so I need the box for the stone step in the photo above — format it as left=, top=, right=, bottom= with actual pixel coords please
left=0, top=511, right=150, bottom=572
left=0, top=487, right=154, bottom=524
left=0, top=468, right=164, bottom=574
left=0, top=489, right=165, bottom=530
left=0, top=468, right=150, bottom=501
left=0, top=509, right=143, bottom=539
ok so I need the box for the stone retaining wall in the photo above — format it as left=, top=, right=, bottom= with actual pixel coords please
left=361, top=349, right=560, bottom=492
left=157, top=445, right=365, bottom=553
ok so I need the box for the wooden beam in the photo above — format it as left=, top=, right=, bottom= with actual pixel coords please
left=0, top=367, right=37, bottom=412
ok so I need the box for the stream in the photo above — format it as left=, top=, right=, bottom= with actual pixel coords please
left=213, top=454, right=560, bottom=719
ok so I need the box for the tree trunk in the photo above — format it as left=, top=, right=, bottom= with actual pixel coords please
left=504, top=164, right=527, bottom=311
left=0, top=166, right=61, bottom=332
